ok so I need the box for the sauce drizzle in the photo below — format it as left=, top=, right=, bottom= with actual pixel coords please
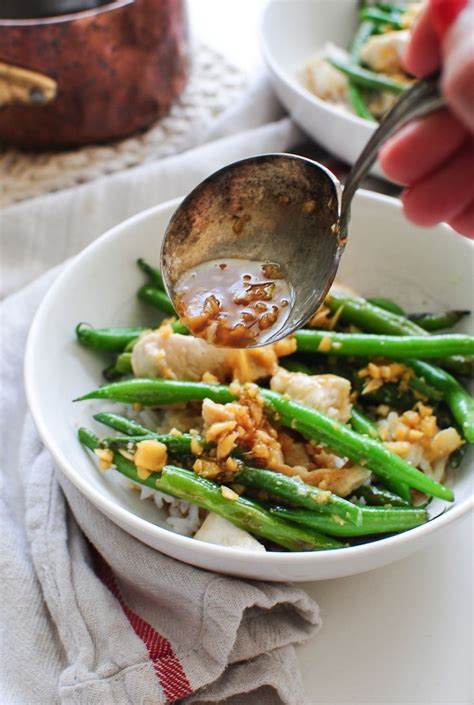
left=175, top=259, right=293, bottom=348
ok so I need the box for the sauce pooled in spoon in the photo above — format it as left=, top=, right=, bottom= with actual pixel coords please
left=175, top=259, right=294, bottom=348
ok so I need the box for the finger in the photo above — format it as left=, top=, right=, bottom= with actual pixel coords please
left=442, top=6, right=474, bottom=132
left=379, top=109, right=469, bottom=185
left=430, top=0, right=469, bottom=36
left=401, top=141, right=474, bottom=226
left=449, top=200, right=474, bottom=238
left=404, top=6, right=441, bottom=77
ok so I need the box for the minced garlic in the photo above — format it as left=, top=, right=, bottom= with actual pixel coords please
left=134, top=440, right=167, bottom=472
left=94, top=448, right=114, bottom=471
left=190, top=437, right=204, bottom=456
left=220, top=485, right=239, bottom=501
left=314, top=490, right=331, bottom=504
left=318, top=336, right=332, bottom=353
left=193, top=458, right=221, bottom=479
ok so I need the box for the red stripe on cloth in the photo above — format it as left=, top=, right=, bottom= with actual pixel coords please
left=91, top=546, right=193, bottom=702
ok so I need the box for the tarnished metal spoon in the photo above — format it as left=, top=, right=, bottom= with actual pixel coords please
left=161, top=75, right=443, bottom=347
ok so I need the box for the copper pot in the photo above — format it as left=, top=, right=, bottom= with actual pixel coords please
left=0, top=0, right=189, bottom=148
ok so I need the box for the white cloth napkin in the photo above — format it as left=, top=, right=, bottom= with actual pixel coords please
left=0, top=76, right=321, bottom=704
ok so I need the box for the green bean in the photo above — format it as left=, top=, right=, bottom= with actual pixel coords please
left=347, top=83, right=377, bottom=121
left=381, top=479, right=411, bottom=504
left=408, top=360, right=474, bottom=443
left=170, top=320, right=189, bottom=335
left=266, top=394, right=452, bottom=500
left=294, top=329, right=474, bottom=359
left=98, top=437, right=362, bottom=526
left=94, top=412, right=206, bottom=455
left=350, top=406, right=379, bottom=439
left=138, top=285, right=176, bottom=316
left=350, top=407, right=411, bottom=503
left=360, top=6, right=405, bottom=29
left=124, top=337, right=141, bottom=352
left=328, top=57, right=409, bottom=94
left=408, top=310, right=470, bottom=332
left=326, top=291, right=472, bottom=376
left=327, top=291, right=428, bottom=336
left=93, top=414, right=362, bottom=525
left=76, top=323, right=147, bottom=352
left=408, top=375, right=444, bottom=402
left=77, top=321, right=188, bottom=355
left=103, top=352, right=133, bottom=381
left=75, top=378, right=234, bottom=406
left=78, top=428, right=343, bottom=551
left=94, top=411, right=154, bottom=436
left=269, top=505, right=427, bottom=537
left=137, top=258, right=165, bottom=290
left=348, top=19, right=377, bottom=121
left=279, top=358, right=315, bottom=375
left=368, top=297, right=406, bottom=316
left=75, top=379, right=454, bottom=501
left=234, top=466, right=363, bottom=526
left=375, top=3, right=405, bottom=13
left=351, top=483, right=411, bottom=508
left=351, top=18, right=376, bottom=57
left=101, top=432, right=201, bottom=458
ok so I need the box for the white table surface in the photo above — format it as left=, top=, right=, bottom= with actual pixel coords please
left=189, top=2, right=474, bottom=703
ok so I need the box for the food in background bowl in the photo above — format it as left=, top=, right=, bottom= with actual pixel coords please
left=304, top=1, right=423, bottom=121
left=74, top=257, right=473, bottom=553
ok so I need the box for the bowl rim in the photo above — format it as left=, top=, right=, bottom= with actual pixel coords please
left=259, top=0, right=376, bottom=131
left=25, top=191, right=474, bottom=567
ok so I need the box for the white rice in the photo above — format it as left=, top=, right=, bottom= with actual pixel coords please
left=86, top=401, right=204, bottom=538
left=136, top=483, right=203, bottom=536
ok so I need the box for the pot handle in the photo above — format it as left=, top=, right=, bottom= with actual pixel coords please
left=0, top=61, right=57, bottom=108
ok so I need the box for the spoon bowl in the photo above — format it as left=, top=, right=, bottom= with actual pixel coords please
left=161, top=153, right=342, bottom=345
left=161, top=76, right=443, bottom=346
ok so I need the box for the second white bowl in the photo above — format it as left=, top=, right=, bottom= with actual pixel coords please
left=261, top=0, right=385, bottom=175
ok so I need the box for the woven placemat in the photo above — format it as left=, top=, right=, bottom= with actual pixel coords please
left=0, top=43, right=246, bottom=208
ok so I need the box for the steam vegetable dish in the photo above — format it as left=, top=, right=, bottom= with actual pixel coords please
left=75, top=258, right=474, bottom=552
left=304, top=1, right=424, bottom=121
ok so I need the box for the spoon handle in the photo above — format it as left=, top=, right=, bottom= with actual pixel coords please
left=340, top=75, right=444, bottom=222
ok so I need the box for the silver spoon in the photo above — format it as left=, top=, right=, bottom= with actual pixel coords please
left=161, top=75, right=443, bottom=347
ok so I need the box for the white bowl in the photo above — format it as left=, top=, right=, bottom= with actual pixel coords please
left=25, top=191, right=473, bottom=582
left=260, top=0, right=384, bottom=176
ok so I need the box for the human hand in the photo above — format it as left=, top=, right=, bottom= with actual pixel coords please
left=379, top=0, right=474, bottom=237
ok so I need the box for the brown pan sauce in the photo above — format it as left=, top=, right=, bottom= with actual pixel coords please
left=175, top=259, right=293, bottom=348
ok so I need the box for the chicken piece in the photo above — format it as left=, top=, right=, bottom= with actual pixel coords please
left=305, top=44, right=349, bottom=104
left=227, top=347, right=279, bottom=384
left=278, top=431, right=311, bottom=468
left=194, top=513, right=265, bottom=552
left=132, top=328, right=229, bottom=381
left=270, top=367, right=352, bottom=423
left=304, top=465, right=371, bottom=497
left=360, top=30, right=411, bottom=74
left=131, top=327, right=285, bottom=383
